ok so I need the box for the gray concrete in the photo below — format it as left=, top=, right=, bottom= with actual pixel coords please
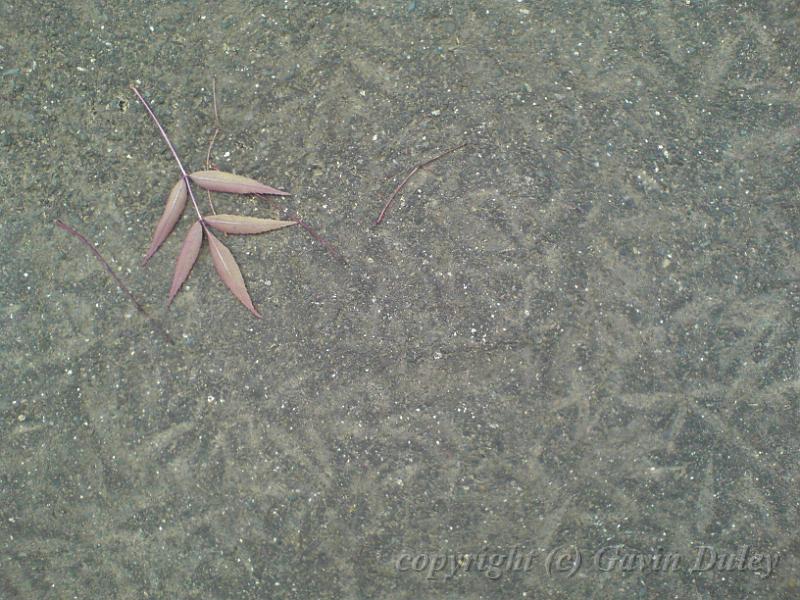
left=1, top=1, right=798, bottom=598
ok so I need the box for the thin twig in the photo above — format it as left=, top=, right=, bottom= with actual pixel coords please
left=129, top=86, right=206, bottom=225
left=373, top=142, right=467, bottom=226
left=256, top=194, right=345, bottom=263
left=55, top=219, right=174, bottom=344
left=205, top=76, right=220, bottom=215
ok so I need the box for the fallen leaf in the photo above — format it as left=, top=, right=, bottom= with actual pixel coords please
left=189, top=170, right=289, bottom=196
left=206, top=229, right=262, bottom=318
left=143, top=179, right=187, bottom=264
left=204, top=214, right=298, bottom=234
left=168, top=220, right=203, bottom=305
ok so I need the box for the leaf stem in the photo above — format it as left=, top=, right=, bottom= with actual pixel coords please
left=130, top=85, right=205, bottom=223
left=256, top=194, right=345, bottom=263
left=55, top=219, right=174, bottom=344
left=204, top=76, right=220, bottom=215
left=373, top=142, right=468, bottom=226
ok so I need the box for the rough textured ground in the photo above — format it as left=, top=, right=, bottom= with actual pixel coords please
left=1, top=1, right=798, bottom=598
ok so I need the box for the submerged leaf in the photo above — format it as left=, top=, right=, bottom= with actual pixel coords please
left=206, top=230, right=262, bottom=318
left=168, top=220, right=203, bottom=305
left=189, top=170, right=290, bottom=196
left=204, top=214, right=297, bottom=235
left=143, top=179, right=187, bottom=264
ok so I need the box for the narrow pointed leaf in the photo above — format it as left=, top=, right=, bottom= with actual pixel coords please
left=189, top=170, right=290, bottom=196
left=204, top=214, right=298, bottom=235
left=167, top=220, right=203, bottom=305
left=143, top=179, right=188, bottom=264
left=206, top=230, right=262, bottom=318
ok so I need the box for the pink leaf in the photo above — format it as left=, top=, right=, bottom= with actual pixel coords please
left=189, top=170, right=290, bottom=196
left=206, top=230, right=262, bottom=318
left=143, top=179, right=187, bottom=264
left=204, top=214, right=298, bottom=235
left=167, top=220, right=203, bottom=305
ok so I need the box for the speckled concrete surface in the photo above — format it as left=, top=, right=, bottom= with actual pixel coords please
left=1, top=1, right=798, bottom=598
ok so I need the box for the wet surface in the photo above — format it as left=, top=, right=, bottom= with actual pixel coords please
left=1, top=1, right=798, bottom=598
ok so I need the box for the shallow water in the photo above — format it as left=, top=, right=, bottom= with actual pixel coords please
left=2, top=1, right=798, bottom=598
